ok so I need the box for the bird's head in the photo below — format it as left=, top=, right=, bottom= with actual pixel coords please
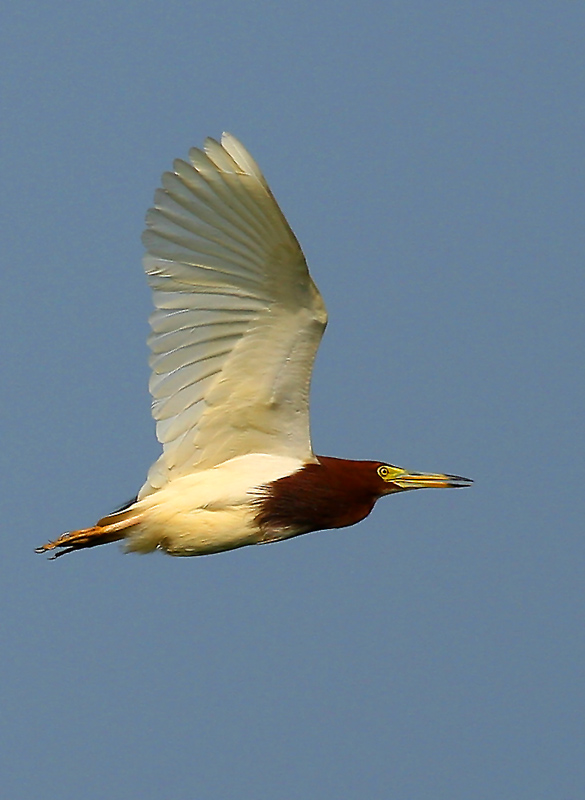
left=374, top=463, right=473, bottom=495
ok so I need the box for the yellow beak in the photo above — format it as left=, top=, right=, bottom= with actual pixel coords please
left=392, top=472, right=473, bottom=490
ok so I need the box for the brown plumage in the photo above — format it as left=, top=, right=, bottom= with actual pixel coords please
left=256, top=457, right=400, bottom=541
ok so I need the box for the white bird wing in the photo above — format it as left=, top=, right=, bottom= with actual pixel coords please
left=139, top=133, right=328, bottom=499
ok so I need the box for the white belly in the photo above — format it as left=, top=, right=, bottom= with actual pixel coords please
left=124, top=453, right=304, bottom=556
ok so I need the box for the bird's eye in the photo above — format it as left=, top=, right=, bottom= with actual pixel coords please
left=377, top=466, right=390, bottom=479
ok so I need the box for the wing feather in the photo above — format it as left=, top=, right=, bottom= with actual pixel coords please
left=139, top=133, right=327, bottom=498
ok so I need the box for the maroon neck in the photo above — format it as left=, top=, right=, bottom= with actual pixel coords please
left=256, top=455, right=384, bottom=536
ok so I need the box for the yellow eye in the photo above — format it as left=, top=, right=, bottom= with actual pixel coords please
left=377, top=465, right=390, bottom=479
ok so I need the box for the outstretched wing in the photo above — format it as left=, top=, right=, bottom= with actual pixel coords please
left=139, top=133, right=327, bottom=499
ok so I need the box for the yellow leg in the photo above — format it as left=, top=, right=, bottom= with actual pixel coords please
left=36, top=525, right=126, bottom=558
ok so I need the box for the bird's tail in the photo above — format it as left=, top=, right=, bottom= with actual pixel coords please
left=36, top=508, right=144, bottom=559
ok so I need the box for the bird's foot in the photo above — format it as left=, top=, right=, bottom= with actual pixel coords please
left=36, top=526, right=115, bottom=559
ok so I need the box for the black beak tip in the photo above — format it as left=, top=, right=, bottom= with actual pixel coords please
left=447, top=474, right=473, bottom=488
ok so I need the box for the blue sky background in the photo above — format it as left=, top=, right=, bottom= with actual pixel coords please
left=2, top=2, right=584, bottom=798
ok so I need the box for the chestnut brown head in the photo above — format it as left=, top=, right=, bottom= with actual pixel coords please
left=256, top=456, right=472, bottom=541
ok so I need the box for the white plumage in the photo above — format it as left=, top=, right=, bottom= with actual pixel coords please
left=140, top=133, right=327, bottom=498
left=39, top=134, right=330, bottom=557
left=126, top=453, right=305, bottom=555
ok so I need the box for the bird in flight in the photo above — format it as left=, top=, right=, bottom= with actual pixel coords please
left=37, top=133, right=471, bottom=559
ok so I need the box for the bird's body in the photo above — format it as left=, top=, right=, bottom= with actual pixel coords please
left=38, top=134, right=471, bottom=559
left=112, top=454, right=305, bottom=556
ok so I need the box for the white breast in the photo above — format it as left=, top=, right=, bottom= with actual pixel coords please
left=124, top=453, right=303, bottom=555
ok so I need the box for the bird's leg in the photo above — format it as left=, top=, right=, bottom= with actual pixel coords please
left=37, top=507, right=146, bottom=558
left=36, top=524, right=127, bottom=559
